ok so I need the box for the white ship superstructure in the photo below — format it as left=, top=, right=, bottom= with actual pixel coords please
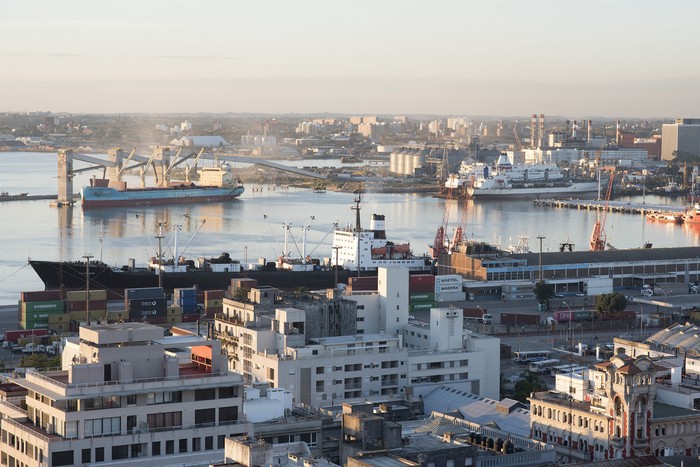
left=331, top=196, right=429, bottom=272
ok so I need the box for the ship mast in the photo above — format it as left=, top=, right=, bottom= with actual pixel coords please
left=351, top=191, right=363, bottom=231
left=156, top=222, right=165, bottom=288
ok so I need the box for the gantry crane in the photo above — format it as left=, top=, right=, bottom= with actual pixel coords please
left=430, top=174, right=455, bottom=258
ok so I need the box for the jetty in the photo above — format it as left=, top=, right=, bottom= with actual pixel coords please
left=533, top=198, right=686, bottom=215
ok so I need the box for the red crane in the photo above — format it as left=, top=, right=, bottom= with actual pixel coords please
left=589, top=169, right=615, bottom=251
left=430, top=174, right=455, bottom=258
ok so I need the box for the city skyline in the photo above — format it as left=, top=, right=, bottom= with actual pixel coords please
left=3, top=0, right=700, bottom=118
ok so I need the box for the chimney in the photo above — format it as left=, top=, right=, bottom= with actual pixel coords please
left=531, top=114, right=537, bottom=149
left=616, top=121, right=621, bottom=146
left=587, top=120, right=592, bottom=143
left=572, top=120, right=577, bottom=139
left=539, top=114, right=545, bottom=148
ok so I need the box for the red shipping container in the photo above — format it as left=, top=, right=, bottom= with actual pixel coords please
left=182, top=314, right=200, bottom=323
left=67, top=300, right=108, bottom=312
left=409, top=283, right=434, bottom=293
left=348, top=276, right=378, bottom=291
left=204, top=306, right=223, bottom=318
left=204, top=290, right=225, bottom=300
left=5, top=329, right=49, bottom=343
left=410, top=274, right=435, bottom=285
left=21, top=290, right=62, bottom=302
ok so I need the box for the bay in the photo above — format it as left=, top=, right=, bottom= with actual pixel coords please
left=0, top=151, right=697, bottom=305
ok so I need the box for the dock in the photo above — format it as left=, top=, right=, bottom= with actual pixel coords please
left=533, top=199, right=686, bottom=215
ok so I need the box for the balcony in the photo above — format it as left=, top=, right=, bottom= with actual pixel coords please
left=610, top=436, right=625, bottom=449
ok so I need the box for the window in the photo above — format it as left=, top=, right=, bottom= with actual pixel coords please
left=195, top=408, right=216, bottom=426
left=205, top=436, right=214, bottom=450
left=219, top=406, right=239, bottom=423
left=84, top=449, right=92, bottom=465
left=218, top=435, right=226, bottom=449
left=84, top=417, right=120, bottom=437
left=96, top=447, right=104, bottom=462
left=52, top=450, right=74, bottom=466
left=219, top=386, right=238, bottom=399
left=316, top=367, right=324, bottom=374
left=147, top=391, right=182, bottom=405
left=147, top=411, right=182, bottom=429
left=179, top=439, right=188, bottom=453
left=152, top=441, right=161, bottom=456
left=193, top=437, right=201, bottom=452
left=127, top=394, right=137, bottom=405
left=166, top=441, right=174, bottom=455
left=112, top=445, right=129, bottom=460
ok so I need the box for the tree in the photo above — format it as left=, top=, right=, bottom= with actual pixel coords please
left=232, top=286, right=250, bottom=301
left=533, top=280, right=555, bottom=305
left=595, top=293, right=627, bottom=314
left=513, top=372, right=547, bottom=403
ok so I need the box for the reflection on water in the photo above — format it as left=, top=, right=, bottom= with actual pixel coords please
left=0, top=151, right=699, bottom=304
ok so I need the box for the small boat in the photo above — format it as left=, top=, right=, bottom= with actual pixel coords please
left=645, top=211, right=684, bottom=224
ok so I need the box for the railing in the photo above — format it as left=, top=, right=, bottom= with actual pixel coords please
left=0, top=400, right=27, bottom=417
left=23, top=368, right=238, bottom=390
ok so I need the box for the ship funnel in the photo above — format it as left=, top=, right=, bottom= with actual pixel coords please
left=370, top=214, right=386, bottom=239
left=128, top=258, right=135, bottom=270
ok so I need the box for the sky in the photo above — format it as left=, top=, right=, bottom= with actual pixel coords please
left=2, top=0, right=700, bottom=118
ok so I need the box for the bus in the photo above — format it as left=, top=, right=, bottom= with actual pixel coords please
left=512, top=350, right=552, bottom=364
left=550, top=364, right=588, bottom=376
left=529, top=359, right=561, bottom=374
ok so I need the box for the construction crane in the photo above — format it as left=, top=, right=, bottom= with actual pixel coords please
left=589, top=169, right=615, bottom=251
left=430, top=174, right=455, bottom=258
left=513, top=125, right=522, bottom=151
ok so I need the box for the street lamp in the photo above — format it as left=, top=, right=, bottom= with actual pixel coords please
left=476, top=305, right=485, bottom=334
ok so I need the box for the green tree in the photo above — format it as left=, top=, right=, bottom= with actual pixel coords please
left=513, top=372, right=547, bottom=403
left=20, top=353, right=60, bottom=370
left=595, top=293, right=627, bottom=314
left=533, top=280, right=554, bottom=305
left=232, top=286, right=250, bottom=301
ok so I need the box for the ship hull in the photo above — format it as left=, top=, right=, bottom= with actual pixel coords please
left=81, top=185, right=245, bottom=208
left=29, top=260, right=355, bottom=298
left=469, top=182, right=599, bottom=200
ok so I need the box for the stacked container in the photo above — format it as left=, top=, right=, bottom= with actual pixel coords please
left=409, top=274, right=436, bottom=312
left=125, top=287, right=166, bottom=324
left=20, top=290, right=64, bottom=330
left=65, top=290, right=108, bottom=321
left=204, top=290, right=224, bottom=319
left=174, top=287, right=198, bottom=314
left=347, top=276, right=378, bottom=292
left=434, top=275, right=466, bottom=302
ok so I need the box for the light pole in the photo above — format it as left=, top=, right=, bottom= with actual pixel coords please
left=476, top=305, right=485, bottom=333
left=536, top=235, right=546, bottom=281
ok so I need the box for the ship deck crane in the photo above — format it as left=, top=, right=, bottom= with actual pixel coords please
left=185, top=147, right=208, bottom=182
left=589, top=169, right=615, bottom=251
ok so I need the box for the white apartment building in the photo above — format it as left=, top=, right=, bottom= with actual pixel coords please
left=2, top=323, right=246, bottom=466
left=216, top=268, right=500, bottom=407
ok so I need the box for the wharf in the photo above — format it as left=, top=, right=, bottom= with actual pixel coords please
left=533, top=198, right=686, bottom=215
left=0, top=194, right=58, bottom=203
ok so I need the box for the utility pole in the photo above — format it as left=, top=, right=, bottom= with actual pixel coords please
left=332, top=246, right=341, bottom=288
left=156, top=222, right=165, bottom=289
left=83, top=254, right=93, bottom=326
left=536, top=235, right=546, bottom=281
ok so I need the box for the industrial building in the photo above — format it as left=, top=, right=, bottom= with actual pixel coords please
left=661, top=118, right=700, bottom=161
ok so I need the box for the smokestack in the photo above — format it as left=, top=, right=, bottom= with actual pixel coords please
left=531, top=114, right=537, bottom=149
left=566, top=120, right=570, bottom=138
left=572, top=120, right=577, bottom=139
left=539, top=114, right=545, bottom=148
left=616, top=121, right=621, bottom=146
left=587, top=120, right=592, bottom=143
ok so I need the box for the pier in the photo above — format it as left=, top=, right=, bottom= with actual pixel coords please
left=533, top=198, right=686, bottom=215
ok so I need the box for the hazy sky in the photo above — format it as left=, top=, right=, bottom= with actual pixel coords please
left=2, top=0, right=699, bottom=117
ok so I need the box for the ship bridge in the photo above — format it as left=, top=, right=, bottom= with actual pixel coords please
left=56, top=148, right=329, bottom=204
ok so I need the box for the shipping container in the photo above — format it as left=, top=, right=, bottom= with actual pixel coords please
left=435, top=283, right=463, bottom=293
left=410, top=274, right=435, bottom=286
left=500, top=313, right=541, bottom=326
left=127, top=298, right=167, bottom=320
left=66, top=299, right=108, bottom=312
left=231, top=278, right=258, bottom=290
left=69, top=309, right=107, bottom=321
left=435, top=291, right=466, bottom=302
left=65, top=290, right=107, bottom=301
left=204, top=298, right=223, bottom=308
left=174, top=287, right=197, bottom=297
left=409, top=293, right=435, bottom=301
left=5, top=329, right=49, bottom=343
left=409, top=302, right=435, bottom=311
left=181, top=314, right=200, bottom=323
left=21, top=321, right=49, bottom=330
left=435, top=275, right=462, bottom=285
left=21, top=290, right=62, bottom=302
left=348, top=276, right=378, bottom=291
left=22, top=300, right=65, bottom=314
left=178, top=297, right=197, bottom=307
left=181, top=306, right=199, bottom=315
left=463, top=307, right=488, bottom=318
left=124, top=287, right=165, bottom=300
left=553, top=310, right=594, bottom=322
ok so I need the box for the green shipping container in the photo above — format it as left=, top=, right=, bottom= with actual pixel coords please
left=409, top=293, right=435, bottom=301
left=21, top=319, right=49, bottom=330
left=409, top=302, right=435, bottom=311
left=22, top=300, right=65, bottom=314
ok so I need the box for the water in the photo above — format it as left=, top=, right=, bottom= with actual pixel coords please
left=0, top=151, right=698, bottom=305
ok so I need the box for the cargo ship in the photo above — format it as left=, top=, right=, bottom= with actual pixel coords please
left=29, top=195, right=433, bottom=296
left=81, top=165, right=244, bottom=207
left=468, top=177, right=599, bottom=200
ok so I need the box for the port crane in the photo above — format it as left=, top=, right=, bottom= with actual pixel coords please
left=589, top=169, right=615, bottom=251
left=430, top=174, right=455, bottom=258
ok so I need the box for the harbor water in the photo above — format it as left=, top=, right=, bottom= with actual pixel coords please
left=0, top=151, right=698, bottom=305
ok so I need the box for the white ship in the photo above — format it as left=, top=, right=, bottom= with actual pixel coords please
left=331, top=195, right=432, bottom=272
left=468, top=177, right=599, bottom=199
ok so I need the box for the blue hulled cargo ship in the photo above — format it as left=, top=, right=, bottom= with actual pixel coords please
left=81, top=165, right=244, bottom=207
